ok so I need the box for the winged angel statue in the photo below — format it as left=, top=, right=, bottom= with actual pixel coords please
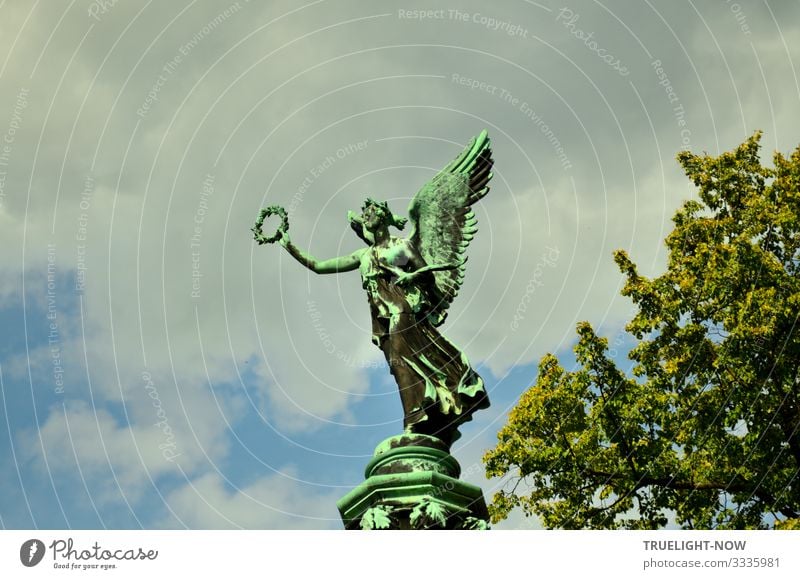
left=254, top=131, right=493, bottom=444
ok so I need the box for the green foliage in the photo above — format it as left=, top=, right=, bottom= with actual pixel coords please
left=484, top=133, right=800, bottom=529
left=409, top=497, right=449, bottom=529
left=462, top=516, right=490, bottom=530
left=775, top=518, right=800, bottom=530
left=360, top=505, right=393, bottom=530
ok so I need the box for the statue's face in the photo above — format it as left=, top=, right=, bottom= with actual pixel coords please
left=361, top=203, right=387, bottom=232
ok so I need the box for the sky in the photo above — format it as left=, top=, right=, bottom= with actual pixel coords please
left=0, top=0, right=798, bottom=530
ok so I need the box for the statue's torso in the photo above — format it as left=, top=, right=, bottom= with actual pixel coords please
left=359, top=238, right=422, bottom=319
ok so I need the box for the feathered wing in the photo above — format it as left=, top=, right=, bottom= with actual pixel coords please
left=407, top=129, right=493, bottom=326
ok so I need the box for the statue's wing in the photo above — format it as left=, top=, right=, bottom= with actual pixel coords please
left=407, top=129, right=493, bottom=326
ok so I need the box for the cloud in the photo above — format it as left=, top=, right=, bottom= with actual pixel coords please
left=19, top=400, right=182, bottom=504
left=156, top=468, right=342, bottom=529
left=18, top=391, right=233, bottom=507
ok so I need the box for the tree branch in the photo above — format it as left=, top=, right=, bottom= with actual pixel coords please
left=584, top=469, right=799, bottom=519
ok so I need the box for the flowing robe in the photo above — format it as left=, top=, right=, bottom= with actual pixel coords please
left=359, top=240, right=489, bottom=443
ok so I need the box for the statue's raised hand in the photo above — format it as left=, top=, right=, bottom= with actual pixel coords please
left=252, top=205, right=289, bottom=245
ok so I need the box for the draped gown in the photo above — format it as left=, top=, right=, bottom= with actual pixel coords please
left=359, top=239, right=489, bottom=444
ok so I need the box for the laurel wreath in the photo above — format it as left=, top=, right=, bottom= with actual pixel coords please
left=252, top=205, right=289, bottom=245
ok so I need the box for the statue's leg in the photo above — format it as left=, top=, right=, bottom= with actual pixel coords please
left=380, top=313, right=428, bottom=430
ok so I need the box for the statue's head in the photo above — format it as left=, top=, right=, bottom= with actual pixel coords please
left=348, top=198, right=406, bottom=244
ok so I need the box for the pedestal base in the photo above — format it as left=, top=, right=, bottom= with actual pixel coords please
left=337, top=434, right=490, bottom=530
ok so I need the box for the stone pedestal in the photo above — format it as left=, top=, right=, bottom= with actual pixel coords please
left=337, top=433, right=490, bottom=530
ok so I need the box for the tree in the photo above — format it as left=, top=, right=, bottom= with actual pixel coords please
left=483, top=132, right=800, bottom=529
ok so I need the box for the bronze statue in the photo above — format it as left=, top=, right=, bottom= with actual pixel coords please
left=254, top=130, right=493, bottom=445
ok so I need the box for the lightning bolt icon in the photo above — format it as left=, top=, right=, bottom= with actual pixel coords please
left=28, top=542, right=38, bottom=563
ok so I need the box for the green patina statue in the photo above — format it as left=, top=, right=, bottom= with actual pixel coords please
left=254, top=130, right=493, bottom=446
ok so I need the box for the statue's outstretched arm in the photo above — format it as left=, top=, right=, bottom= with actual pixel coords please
left=413, top=262, right=459, bottom=274
left=395, top=261, right=459, bottom=287
left=280, top=235, right=364, bottom=274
